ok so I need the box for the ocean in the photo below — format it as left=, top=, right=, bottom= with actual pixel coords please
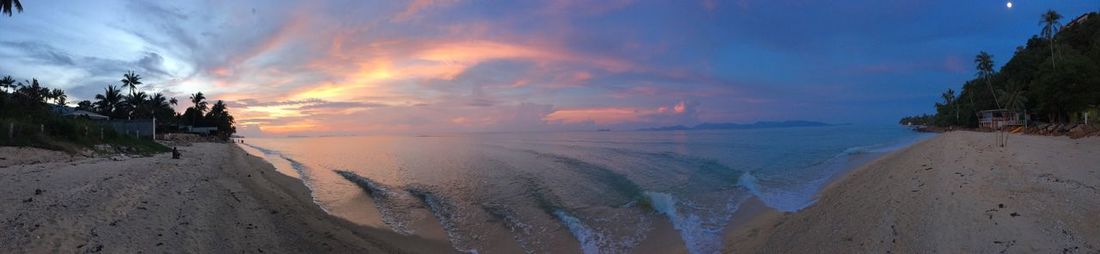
left=238, top=124, right=933, bottom=254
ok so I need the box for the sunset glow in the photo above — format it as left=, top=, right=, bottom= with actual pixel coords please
left=1, top=1, right=1096, bottom=136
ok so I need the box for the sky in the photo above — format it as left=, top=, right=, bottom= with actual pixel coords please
left=1, top=0, right=1097, bottom=136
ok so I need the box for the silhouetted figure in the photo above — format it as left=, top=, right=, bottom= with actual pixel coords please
left=172, top=147, right=181, bottom=159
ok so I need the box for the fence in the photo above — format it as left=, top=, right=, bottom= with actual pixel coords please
left=98, top=119, right=156, bottom=139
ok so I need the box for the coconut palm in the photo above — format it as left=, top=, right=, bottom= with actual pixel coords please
left=205, top=100, right=235, bottom=138
left=16, top=79, right=49, bottom=104
left=1, top=0, right=22, bottom=17
left=94, top=85, right=124, bottom=118
left=189, top=92, right=208, bottom=113
left=121, top=71, right=142, bottom=96
left=1040, top=10, right=1063, bottom=69
left=942, top=89, right=958, bottom=122
left=150, top=93, right=177, bottom=124
left=996, top=81, right=1028, bottom=147
left=974, top=51, right=1000, bottom=108
left=125, top=91, right=150, bottom=118
left=0, top=75, right=15, bottom=94
left=49, top=88, right=66, bottom=106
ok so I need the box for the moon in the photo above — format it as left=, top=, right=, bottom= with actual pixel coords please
left=1006, top=2, right=1013, bottom=8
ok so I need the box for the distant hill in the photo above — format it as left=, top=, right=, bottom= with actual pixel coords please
left=638, top=120, right=832, bottom=131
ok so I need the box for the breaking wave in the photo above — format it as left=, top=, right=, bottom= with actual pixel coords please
left=408, top=186, right=479, bottom=254
left=333, top=170, right=413, bottom=235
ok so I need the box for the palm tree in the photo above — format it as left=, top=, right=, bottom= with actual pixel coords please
left=17, top=79, right=49, bottom=104
left=1, top=0, right=22, bottom=17
left=205, top=100, right=236, bottom=139
left=942, top=89, right=958, bottom=123
left=189, top=92, right=208, bottom=113
left=996, top=81, right=1028, bottom=147
left=49, top=88, right=66, bottom=106
left=150, top=93, right=177, bottom=124
left=188, top=92, right=208, bottom=126
left=125, top=91, right=150, bottom=119
left=94, top=85, right=124, bottom=118
left=1040, top=10, right=1063, bottom=70
left=0, top=75, right=15, bottom=94
left=121, top=71, right=142, bottom=96
left=974, top=51, right=1000, bottom=109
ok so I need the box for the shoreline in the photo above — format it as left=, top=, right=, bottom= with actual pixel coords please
left=0, top=142, right=450, bottom=253
left=722, top=131, right=1100, bottom=253
left=236, top=129, right=934, bottom=253
left=719, top=133, right=937, bottom=253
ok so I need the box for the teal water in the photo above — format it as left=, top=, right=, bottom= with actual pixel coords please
left=239, top=125, right=933, bottom=254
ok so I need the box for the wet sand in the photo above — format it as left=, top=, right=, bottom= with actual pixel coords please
left=723, top=131, right=1100, bottom=253
left=0, top=143, right=450, bottom=253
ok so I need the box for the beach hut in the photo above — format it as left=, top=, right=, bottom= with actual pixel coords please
left=978, top=109, right=1021, bottom=129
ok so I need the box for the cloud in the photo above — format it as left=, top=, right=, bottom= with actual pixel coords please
left=7, top=0, right=1092, bottom=133
left=393, top=0, right=457, bottom=21
left=299, top=101, right=387, bottom=109
left=546, top=100, right=700, bottom=127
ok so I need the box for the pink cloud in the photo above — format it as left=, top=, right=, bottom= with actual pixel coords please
left=545, top=100, right=700, bottom=126
left=392, top=0, right=458, bottom=22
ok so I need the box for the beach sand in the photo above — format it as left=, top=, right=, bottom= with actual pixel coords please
left=724, top=131, right=1100, bottom=253
left=0, top=142, right=451, bottom=253
left=4, top=131, right=1098, bottom=253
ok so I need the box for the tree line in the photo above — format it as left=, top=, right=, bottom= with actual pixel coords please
left=1, top=71, right=236, bottom=138
left=902, top=11, right=1100, bottom=127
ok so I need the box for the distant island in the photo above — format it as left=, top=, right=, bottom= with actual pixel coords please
left=637, top=120, right=833, bottom=131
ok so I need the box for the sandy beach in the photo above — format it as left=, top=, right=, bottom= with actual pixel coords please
left=2, top=131, right=1098, bottom=253
left=725, top=131, right=1100, bottom=253
left=0, top=142, right=451, bottom=253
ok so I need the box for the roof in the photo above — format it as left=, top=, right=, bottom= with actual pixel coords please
left=63, top=110, right=109, bottom=120
left=1066, top=13, right=1093, bottom=28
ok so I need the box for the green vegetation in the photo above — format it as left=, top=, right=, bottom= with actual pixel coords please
left=74, top=73, right=236, bottom=139
left=1, top=70, right=237, bottom=154
left=0, top=77, right=167, bottom=154
left=902, top=11, right=1100, bottom=127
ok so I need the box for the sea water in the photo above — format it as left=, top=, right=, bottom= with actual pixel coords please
left=238, top=124, right=933, bottom=254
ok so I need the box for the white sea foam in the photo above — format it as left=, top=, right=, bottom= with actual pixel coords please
left=645, top=191, right=748, bottom=254
left=554, top=210, right=604, bottom=254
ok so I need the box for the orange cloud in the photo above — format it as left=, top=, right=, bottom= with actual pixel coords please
left=545, top=107, right=642, bottom=125
left=393, top=0, right=457, bottom=21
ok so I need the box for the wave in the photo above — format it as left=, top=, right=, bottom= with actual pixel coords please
left=738, top=133, right=935, bottom=212
left=240, top=143, right=311, bottom=179
left=645, top=191, right=749, bottom=254
left=333, top=170, right=413, bottom=235
left=553, top=210, right=605, bottom=254
left=240, top=143, right=286, bottom=157
left=522, top=150, right=645, bottom=205
left=636, top=150, right=743, bottom=185
left=407, top=186, right=479, bottom=254
left=239, top=143, right=332, bottom=213
left=841, top=133, right=934, bottom=156
left=481, top=203, right=540, bottom=253
left=517, top=176, right=648, bottom=254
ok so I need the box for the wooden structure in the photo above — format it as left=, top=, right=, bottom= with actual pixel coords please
left=978, top=109, right=1021, bottom=129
